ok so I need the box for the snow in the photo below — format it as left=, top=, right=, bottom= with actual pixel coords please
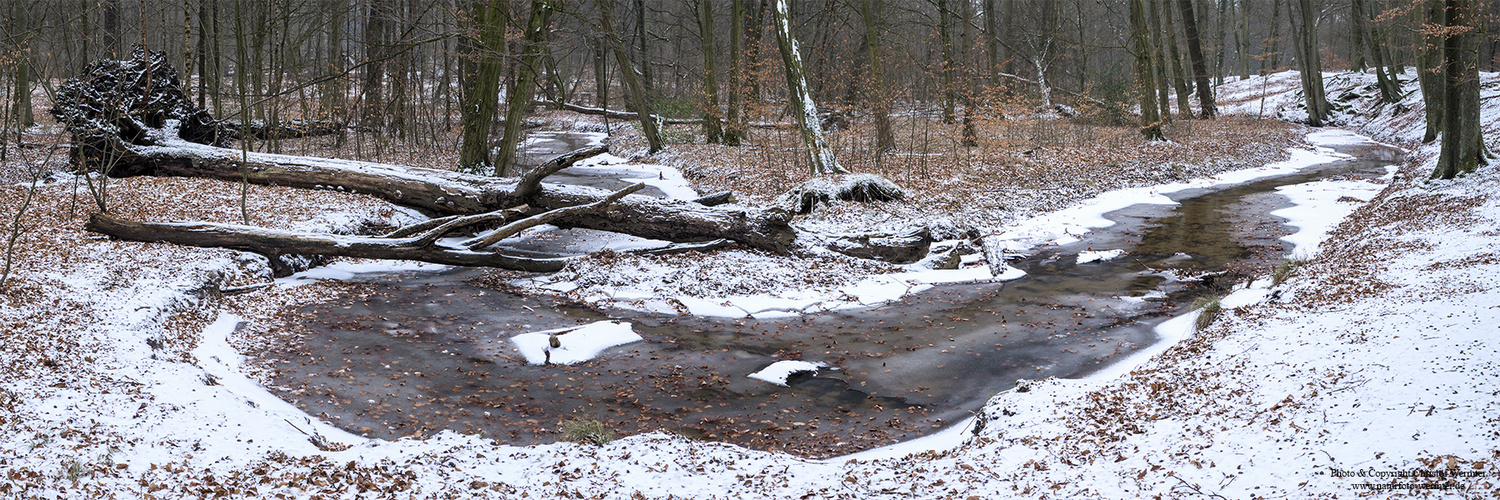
left=1075, top=248, right=1124, bottom=264
left=1271, top=179, right=1383, bottom=256
left=574, top=152, right=700, bottom=200
left=276, top=259, right=452, bottom=286
left=4, top=68, right=1497, bottom=498
left=510, top=321, right=642, bottom=365
left=747, top=360, right=829, bottom=386
left=985, top=146, right=1346, bottom=252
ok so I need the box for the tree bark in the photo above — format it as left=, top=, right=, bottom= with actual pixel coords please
left=1350, top=0, right=1368, bottom=72
left=598, top=0, right=663, bottom=153
left=1148, top=0, right=1177, bottom=121
left=859, top=0, right=894, bottom=152
left=1291, top=0, right=1330, bottom=126
left=1431, top=0, right=1492, bottom=179
left=495, top=0, right=556, bottom=176
left=1161, top=0, right=1193, bottom=119
left=937, top=0, right=956, bottom=124
left=86, top=213, right=573, bottom=275
left=102, top=0, right=121, bottom=58
left=1261, top=0, right=1282, bottom=76
left=770, top=0, right=845, bottom=175
left=8, top=1, right=34, bottom=129
left=724, top=0, right=745, bottom=145
left=1419, top=0, right=1445, bottom=143
left=699, top=0, right=724, bottom=144
left=1363, top=0, right=1401, bottom=103
left=1129, top=0, right=1166, bottom=141
left=1236, top=0, right=1249, bottom=80
left=1175, top=0, right=1217, bottom=118
left=459, top=0, right=507, bottom=174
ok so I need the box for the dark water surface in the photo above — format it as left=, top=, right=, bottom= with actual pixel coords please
left=258, top=140, right=1400, bottom=458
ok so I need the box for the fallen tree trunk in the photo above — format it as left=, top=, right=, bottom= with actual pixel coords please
left=118, top=140, right=797, bottom=253
left=56, top=49, right=928, bottom=268
left=86, top=213, right=574, bottom=274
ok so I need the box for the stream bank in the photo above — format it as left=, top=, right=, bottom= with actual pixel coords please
left=248, top=134, right=1402, bottom=458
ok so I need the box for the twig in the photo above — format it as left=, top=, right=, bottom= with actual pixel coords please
left=1172, top=475, right=1230, bottom=499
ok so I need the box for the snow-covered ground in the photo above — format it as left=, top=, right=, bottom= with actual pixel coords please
left=2, top=69, right=1497, bottom=498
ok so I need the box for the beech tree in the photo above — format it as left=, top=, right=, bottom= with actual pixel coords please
left=699, top=0, right=724, bottom=144
left=1290, top=0, right=1330, bottom=126
left=1176, top=0, right=1217, bottom=118
left=770, top=0, right=844, bottom=175
left=859, top=0, right=894, bottom=153
left=1129, top=0, right=1165, bottom=141
left=1431, top=0, right=1494, bottom=179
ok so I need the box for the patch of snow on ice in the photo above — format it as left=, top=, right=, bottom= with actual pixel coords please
left=1076, top=249, right=1124, bottom=264
left=1270, top=179, right=1383, bottom=256
left=748, top=360, right=829, bottom=386
left=511, top=321, right=641, bottom=365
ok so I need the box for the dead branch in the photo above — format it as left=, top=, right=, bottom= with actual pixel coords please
left=463, top=183, right=645, bottom=249
left=86, top=213, right=574, bottom=274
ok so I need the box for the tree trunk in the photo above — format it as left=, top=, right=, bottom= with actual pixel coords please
left=1291, top=0, right=1330, bottom=126
left=103, top=0, right=121, bottom=58
left=360, top=1, right=389, bottom=132
left=598, top=0, right=663, bottom=152
left=1364, top=0, right=1401, bottom=103
left=699, top=0, right=724, bottom=144
left=859, top=0, right=894, bottom=152
left=958, top=0, right=977, bottom=147
left=459, top=0, right=507, bottom=174
left=1419, top=0, right=1445, bottom=143
left=1236, top=0, right=1249, bottom=80
left=1431, top=0, right=1492, bottom=179
left=1262, top=0, right=1282, bottom=75
left=1350, top=0, right=1368, bottom=72
left=770, top=0, right=845, bottom=175
left=938, top=0, right=956, bottom=124
left=985, top=0, right=1000, bottom=91
left=86, top=213, right=573, bottom=275
left=1213, top=0, right=1229, bottom=85
left=1148, top=0, right=1176, bottom=121
left=1176, top=0, right=1217, bottom=118
left=495, top=0, right=555, bottom=176
left=634, top=0, right=652, bottom=94
left=724, top=0, right=745, bottom=146
left=1162, top=0, right=1193, bottom=118
left=1129, top=0, right=1165, bottom=141
left=8, top=2, right=34, bottom=129
left=745, top=0, right=768, bottom=104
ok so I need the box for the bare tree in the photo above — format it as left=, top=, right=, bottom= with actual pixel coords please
left=495, top=0, right=556, bottom=176
left=859, top=0, right=894, bottom=153
left=1176, top=0, right=1217, bottom=117
left=1129, top=0, right=1165, bottom=141
left=699, top=0, right=724, bottom=144
left=770, top=0, right=844, bottom=175
left=597, top=0, right=663, bottom=152
left=459, top=0, right=507, bottom=174
left=1431, top=0, right=1494, bottom=179
left=1290, top=0, right=1330, bottom=126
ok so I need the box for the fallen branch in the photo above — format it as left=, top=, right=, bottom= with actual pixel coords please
left=462, top=183, right=645, bottom=249
left=86, top=213, right=574, bottom=274
left=541, top=99, right=704, bottom=125
left=994, top=71, right=1122, bottom=112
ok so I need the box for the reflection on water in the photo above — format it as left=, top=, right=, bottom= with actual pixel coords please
left=261, top=142, right=1400, bottom=457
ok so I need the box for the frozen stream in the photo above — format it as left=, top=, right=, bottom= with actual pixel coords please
left=259, top=136, right=1401, bottom=458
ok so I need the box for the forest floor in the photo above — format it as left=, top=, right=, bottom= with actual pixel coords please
left=0, top=69, right=1497, bottom=498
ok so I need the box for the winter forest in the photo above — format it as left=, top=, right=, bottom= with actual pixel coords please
left=1, top=0, right=1498, bottom=498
